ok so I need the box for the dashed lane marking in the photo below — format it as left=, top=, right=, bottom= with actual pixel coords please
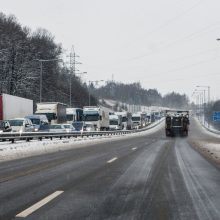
left=16, top=191, right=64, bottom=218
left=107, top=157, right=118, bottom=163
left=132, top=147, right=137, bottom=150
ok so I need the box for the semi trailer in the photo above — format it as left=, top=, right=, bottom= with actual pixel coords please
left=0, top=93, right=33, bottom=120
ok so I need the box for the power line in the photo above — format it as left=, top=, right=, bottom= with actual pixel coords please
left=67, top=46, right=82, bottom=107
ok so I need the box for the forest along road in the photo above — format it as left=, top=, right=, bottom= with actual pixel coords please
left=0, top=119, right=220, bottom=220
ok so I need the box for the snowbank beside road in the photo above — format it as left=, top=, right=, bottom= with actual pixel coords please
left=192, top=118, right=220, bottom=165
left=0, top=119, right=164, bottom=162
left=192, top=141, right=220, bottom=165
left=195, top=117, right=220, bottom=138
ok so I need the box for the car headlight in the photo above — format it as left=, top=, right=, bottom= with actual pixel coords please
left=34, top=128, right=39, bottom=132
left=0, top=130, right=3, bottom=133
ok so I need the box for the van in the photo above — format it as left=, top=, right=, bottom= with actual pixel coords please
left=9, top=118, right=34, bottom=132
left=25, top=115, right=49, bottom=132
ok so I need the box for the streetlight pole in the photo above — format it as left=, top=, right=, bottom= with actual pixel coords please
left=40, top=61, right=43, bottom=103
left=195, top=89, right=206, bottom=125
left=36, top=58, right=62, bottom=102
left=196, top=85, right=210, bottom=127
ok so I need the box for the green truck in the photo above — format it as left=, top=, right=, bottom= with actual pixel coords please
left=165, top=110, right=190, bottom=137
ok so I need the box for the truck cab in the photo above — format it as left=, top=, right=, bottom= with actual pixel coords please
left=109, top=114, right=122, bottom=130
left=83, top=106, right=109, bottom=131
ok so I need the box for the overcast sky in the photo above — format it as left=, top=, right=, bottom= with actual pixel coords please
left=1, top=0, right=220, bottom=101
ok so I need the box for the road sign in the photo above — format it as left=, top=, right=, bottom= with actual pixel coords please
left=212, top=111, right=220, bottom=122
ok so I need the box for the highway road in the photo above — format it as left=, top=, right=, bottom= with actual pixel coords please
left=0, top=119, right=220, bottom=220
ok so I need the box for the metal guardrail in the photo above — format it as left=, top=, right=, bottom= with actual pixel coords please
left=0, top=119, right=164, bottom=143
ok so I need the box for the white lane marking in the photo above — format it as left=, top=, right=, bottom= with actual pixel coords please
left=107, top=157, right=118, bottom=163
left=132, top=147, right=137, bottom=150
left=16, top=191, right=64, bottom=218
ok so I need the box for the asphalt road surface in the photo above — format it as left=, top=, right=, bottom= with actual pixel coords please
left=0, top=119, right=220, bottom=220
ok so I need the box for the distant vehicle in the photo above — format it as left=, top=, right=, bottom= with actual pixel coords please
left=62, top=124, right=75, bottom=132
left=8, top=118, right=34, bottom=132
left=66, top=108, right=83, bottom=123
left=132, top=112, right=146, bottom=129
left=0, top=93, right=33, bottom=120
left=72, top=121, right=84, bottom=131
left=109, top=114, right=122, bottom=130
left=115, top=111, right=133, bottom=130
left=35, top=102, right=67, bottom=124
left=83, top=124, right=96, bottom=131
left=0, top=120, right=12, bottom=132
left=49, top=124, right=67, bottom=133
left=165, top=110, right=190, bottom=137
left=25, top=115, right=49, bottom=132
left=83, top=106, right=109, bottom=131
left=153, top=111, right=161, bottom=121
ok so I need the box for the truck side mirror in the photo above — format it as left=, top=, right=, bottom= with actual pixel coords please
left=99, top=116, right=102, bottom=120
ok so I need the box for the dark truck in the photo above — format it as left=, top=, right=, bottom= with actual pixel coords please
left=165, top=110, right=189, bottom=137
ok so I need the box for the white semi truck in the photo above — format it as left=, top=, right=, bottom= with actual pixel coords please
left=132, top=112, right=146, bottom=129
left=83, top=106, right=109, bottom=131
left=0, top=93, right=33, bottom=120
left=35, top=102, right=67, bottom=124
left=66, top=108, right=83, bottom=123
left=115, top=111, right=132, bottom=130
left=109, top=114, right=122, bottom=130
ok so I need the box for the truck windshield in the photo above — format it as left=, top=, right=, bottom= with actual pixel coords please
left=110, top=120, right=118, bottom=125
left=29, top=119, right=40, bottom=125
left=38, top=113, right=56, bottom=121
left=66, top=115, right=74, bottom=121
left=122, top=117, right=127, bottom=122
left=84, top=115, right=99, bottom=121
left=9, top=120, right=24, bottom=126
left=132, top=117, right=141, bottom=121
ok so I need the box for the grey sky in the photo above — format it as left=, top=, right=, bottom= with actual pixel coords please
left=1, top=0, right=220, bottom=101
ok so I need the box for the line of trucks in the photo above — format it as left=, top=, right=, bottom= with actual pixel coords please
left=0, top=93, right=162, bottom=132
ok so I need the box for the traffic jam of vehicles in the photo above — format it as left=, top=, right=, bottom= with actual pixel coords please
left=0, top=93, right=166, bottom=138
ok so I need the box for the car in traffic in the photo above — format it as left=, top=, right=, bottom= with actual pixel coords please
left=62, top=124, right=75, bottom=132
left=8, top=118, right=34, bottom=132
left=72, top=121, right=84, bottom=131
left=83, top=124, right=96, bottom=131
left=49, top=124, right=67, bottom=133
left=25, top=115, right=49, bottom=132
left=0, top=120, right=12, bottom=132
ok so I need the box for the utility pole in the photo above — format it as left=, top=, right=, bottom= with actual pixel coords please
left=67, top=46, right=82, bottom=107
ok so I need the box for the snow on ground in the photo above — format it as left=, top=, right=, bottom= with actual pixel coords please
left=193, top=118, right=220, bottom=164
left=0, top=119, right=164, bottom=162
left=195, top=118, right=220, bottom=139
left=193, top=141, right=220, bottom=165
